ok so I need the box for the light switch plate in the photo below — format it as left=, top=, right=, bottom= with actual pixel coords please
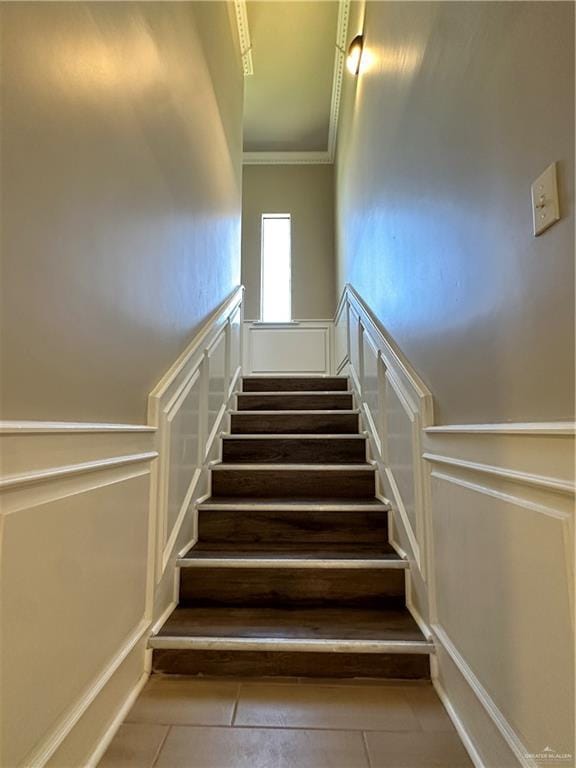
left=531, top=162, right=560, bottom=236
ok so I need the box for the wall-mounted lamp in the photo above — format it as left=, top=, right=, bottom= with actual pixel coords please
left=346, top=34, right=364, bottom=75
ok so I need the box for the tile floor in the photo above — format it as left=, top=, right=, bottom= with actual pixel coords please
left=98, top=676, right=473, bottom=768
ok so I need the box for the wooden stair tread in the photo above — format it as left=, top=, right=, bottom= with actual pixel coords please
left=155, top=605, right=428, bottom=644
left=181, top=542, right=403, bottom=560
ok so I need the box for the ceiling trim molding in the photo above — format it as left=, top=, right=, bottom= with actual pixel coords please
left=234, top=0, right=253, bottom=76
left=327, top=0, right=351, bottom=161
left=241, top=0, right=351, bottom=166
left=243, top=151, right=332, bottom=166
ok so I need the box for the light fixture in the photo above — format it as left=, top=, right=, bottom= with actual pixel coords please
left=346, top=34, right=364, bottom=75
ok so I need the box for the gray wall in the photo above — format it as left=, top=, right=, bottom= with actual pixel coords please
left=336, top=1, right=574, bottom=424
left=0, top=1, right=243, bottom=423
left=242, top=164, right=336, bottom=319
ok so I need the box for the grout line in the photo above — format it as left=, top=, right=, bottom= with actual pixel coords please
left=361, top=731, right=373, bottom=768
left=230, top=683, right=241, bottom=727
left=151, top=724, right=172, bottom=768
left=144, top=722, right=436, bottom=734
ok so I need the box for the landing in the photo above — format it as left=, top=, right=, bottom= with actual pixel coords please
left=98, top=676, right=473, bottom=767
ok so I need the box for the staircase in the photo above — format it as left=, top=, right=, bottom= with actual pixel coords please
left=150, top=376, right=434, bottom=678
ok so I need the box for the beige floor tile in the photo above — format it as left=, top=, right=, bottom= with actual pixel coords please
left=97, top=723, right=168, bottom=768
left=296, top=678, right=430, bottom=687
left=235, top=683, right=420, bottom=731
left=400, top=685, right=456, bottom=732
left=155, top=725, right=370, bottom=768
left=365, top=731, right=473, bottom=768
left=125, top=677, right=238, bottom=726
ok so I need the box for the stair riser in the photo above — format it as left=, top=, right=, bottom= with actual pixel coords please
left=222, top=438, right=366, bottom=464
left=237, top=394, right=354, bottom=411
left=197, top=510, right=392, bottom=546
left=231, top=413, right=359, bottom=434
left=179, top=567, right=405, bottom=607
left=211, top=469, right=375, bottom=498
left=243, top=377, right=349, bottom=392
left=152, top=649, right=430, bottom=679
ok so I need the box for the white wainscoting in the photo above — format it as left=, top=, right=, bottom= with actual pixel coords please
left=0, top=286, right=245, bottom=768
left=423, top=425, right=574, bottom=768
left=148, top=287, right=244, bottom=607
left=242, top=320, right=333, bottom=376
left=0, top=423, right=157, bottom=768
left=334, top=283, right=575, bottom=768
left=336, top=285, right=434, bottom=612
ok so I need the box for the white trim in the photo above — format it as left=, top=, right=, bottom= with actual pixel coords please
left=423, top=452, right=575, bottom=496
left=160, top=467, right=202, bottom=573
left=0, top=452, right=157, bottom=491
left=211, top=462, right=373, bottom=471
left=243, top=151, right=332, bottom=165
left=404, top=571, right=433, bottom=642
left=327, top=0, right=351, bottom=160
left=199, top=500, right=389, bottom=512
left=177, top=556, right=408, bottom=569
left=432, top=677, right=486, bottom=768
left=0, top=421, right=155, bottom=434
left=148, top=286, right=243, bottom=408
left=238, top=391, right=352, bottom=397
left=246, top=318, right=335, bottom=325
left=433, top=624, right=537, bottom=768
left=85, top=671, right=150, bottom=768
left=149, top=287, right=244, bottom=585
left=346, top=284, right=433, bottom=404
left=430, top=469, right=572, bottom=521
left=233, top=0, right=253, bottom=76
left=223, top=433, right=365, bottom=440
left=231, top=409, right=359, bottom=415
left=22, top=620, right=149, bottom=768
left=425, top=422, right=575, bottom=436
left=150, top=601, right=178, bottom=637
left=149, top=636, right=434, bottom=654
left=336, top=356, right=349, bottom=375
left=241, top=0, right=350, bottom=165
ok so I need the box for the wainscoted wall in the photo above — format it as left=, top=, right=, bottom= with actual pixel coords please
left=0, top=424, right=157, bottom=768
left=336, top=284, right=434, bottom=630
left=0, top=288, right=244, bottom=768
left=149, top=288, right=243, bottom=626
left=243, top=320, right=333, bottom=376
left=424, top=425, right=574, bottom=767
left=335, top=284, right=575, bottom=768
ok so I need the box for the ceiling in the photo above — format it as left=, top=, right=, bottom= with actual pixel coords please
left=239, top=1, right=347, bottom=162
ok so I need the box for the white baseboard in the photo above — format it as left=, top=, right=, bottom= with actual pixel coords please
left=85, top=670, right=150, bottom=768
left=432, top=676, right=486, bottom=768
left=23, top=620, right=149, bottom=768
left=433, top=624, right=537, bottom=768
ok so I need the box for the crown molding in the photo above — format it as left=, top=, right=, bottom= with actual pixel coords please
left=241, top=0, right=350, bottom=166
left=234, top=0, right=253, bottom=76
left=243, top=151, right=332, bottom=166
left=327, top=0, right=351, bottom=160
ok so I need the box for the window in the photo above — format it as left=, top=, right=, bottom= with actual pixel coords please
left=260, top=214, right=291, bottom=322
